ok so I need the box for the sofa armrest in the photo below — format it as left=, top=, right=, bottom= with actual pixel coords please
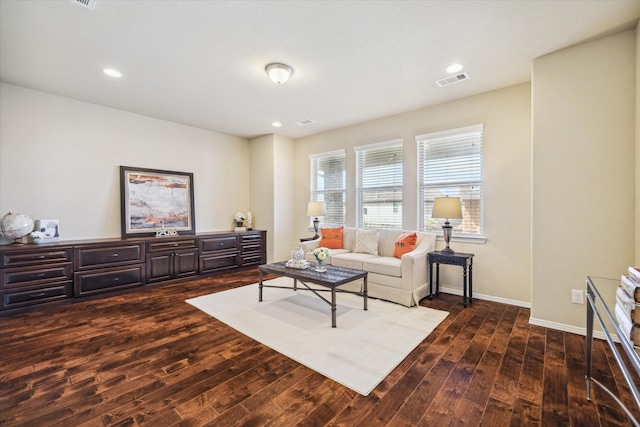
left=300, top=238, right=321, bottom=254
left=400, top=233, right=436, bottom=290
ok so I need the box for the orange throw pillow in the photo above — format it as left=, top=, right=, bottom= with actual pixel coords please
left=393, top=232, right=417, bottom=258
left=320, top=227, right=344, bottom=249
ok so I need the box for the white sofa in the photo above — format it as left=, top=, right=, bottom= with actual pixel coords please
left=299, top=227, right=436, bottom=307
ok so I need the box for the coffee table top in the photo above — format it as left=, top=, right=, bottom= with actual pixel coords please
left=259, top=261, right=367, bottom=288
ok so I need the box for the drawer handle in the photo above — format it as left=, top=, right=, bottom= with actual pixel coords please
left=171, top=243, right=179, bottom=247
left=108, top=277, right=121, bottom=282
left=30, top=292, right=46, bottom=298
left=110, top=253, right=119, bottom=257
left=31, top=273, right=46, bottom=279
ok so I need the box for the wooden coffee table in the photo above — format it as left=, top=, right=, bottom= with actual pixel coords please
left=258, top=261, right=368, bottom=328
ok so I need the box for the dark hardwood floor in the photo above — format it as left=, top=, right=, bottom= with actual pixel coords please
left=1, top=268, right=638, bottom=426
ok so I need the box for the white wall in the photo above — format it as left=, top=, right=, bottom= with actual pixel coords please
left=249, top=134, right=275, bottom=260
left=0, top=83, right=250, bottom=242
left=249, top=134, right=296, bottom=262
left=636, top=22, right=640, bottom=266
left=531, top=30, right=636, bottom=330
left=293, top=83, right=532, bottom=306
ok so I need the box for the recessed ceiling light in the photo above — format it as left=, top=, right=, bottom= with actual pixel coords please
left=272, top=121, right=282, bottom=127
left=446, top=63, right=464, bottom=73
left=103, top=68, right=122, bottom=78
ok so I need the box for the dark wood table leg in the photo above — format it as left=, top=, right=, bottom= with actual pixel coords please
left=428, top=259, right=434, bottom=299
left=436, top=263, right=440, bottom=295
left=259, top=270, right=263, bottom=302
left=293, top=278, right=297, bottom=291
left=462, top=265, right=468, bottom=308
left=468, top=260, right=473, bottom=305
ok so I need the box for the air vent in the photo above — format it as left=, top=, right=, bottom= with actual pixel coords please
left=70, top=0, right=96, bottom=10
left=295, top=119, right=314, bottom=126
left=435, top=72, right=470, bottom=87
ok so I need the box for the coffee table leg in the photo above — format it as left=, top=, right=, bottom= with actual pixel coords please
left=294, top=278, right=297, bottom=291
left=363, top=276, right=368, bottom=311
left=331, top=289, right=337, bottom=328
left=259, top=270, right=263, bottom=302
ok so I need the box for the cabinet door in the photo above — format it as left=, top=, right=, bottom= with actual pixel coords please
left=146, top=253, right=173, bottom=283
left=146, top=250, right=198, bottom=283
left=174, top=250, right=198, bottom=278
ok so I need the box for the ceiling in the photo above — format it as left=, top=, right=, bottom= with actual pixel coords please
left=1, top=1, right=639, bottom=140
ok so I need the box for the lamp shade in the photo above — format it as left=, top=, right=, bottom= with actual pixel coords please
left=307, top=201, right=326, bottom=217
left=432, top=197, right=462, bottom=219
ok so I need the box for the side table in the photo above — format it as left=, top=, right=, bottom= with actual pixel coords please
left=428, top=251, right=475, bottom=307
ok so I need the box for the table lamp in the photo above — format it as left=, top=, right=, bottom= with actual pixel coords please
left=307, top=201, right=326, bottom=239
left=432, top=196, right=462, bottom=254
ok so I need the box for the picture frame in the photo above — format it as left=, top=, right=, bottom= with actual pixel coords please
left=120, top=166, right=195, bottom=237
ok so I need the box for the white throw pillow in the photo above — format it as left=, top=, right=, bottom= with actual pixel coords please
left=354, top=229, right=379, bottom=255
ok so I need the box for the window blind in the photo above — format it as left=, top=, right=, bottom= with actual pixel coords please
left=355, top=140, right=403, bottom=229
left=310, top=150, right=346, bottom=226
left=416, top=125, right=483, bottom=235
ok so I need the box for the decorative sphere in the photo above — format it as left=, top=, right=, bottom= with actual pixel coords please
left=0, top=212, right=34, bottom=240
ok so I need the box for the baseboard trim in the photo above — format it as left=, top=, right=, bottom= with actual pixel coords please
left=528, top=316, right=614, bottom=342
left=436, top=288, right=613, bottom=341
left=438, top=286, right=531, bottom=308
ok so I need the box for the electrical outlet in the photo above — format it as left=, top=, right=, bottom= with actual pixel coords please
left=572, top=289, right=584, bottom=304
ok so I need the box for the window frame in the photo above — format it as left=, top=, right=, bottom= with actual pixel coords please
left=309, top=149, right=346, bottom=228
left=354, top=139, right=404, bottom=230
left=416, top=124, right=485, bottom=240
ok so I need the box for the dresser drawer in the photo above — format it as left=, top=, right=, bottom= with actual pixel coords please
left=2, top=263, right=73, bottom=288
left=147, top=238, right=197, bottom=253
left=199, top=253, right=238, bottom=274
left=241, top=242, right=263, bottom=254
left=200, top=236, right=238, bottom=253
left=75, top=244, right=144, bottom=270
left=241, top=232, right=263, bottom=243
left=2, top=283, right=71, bottom=310
left=74, top=265, right=145, bottom=297
left=1, top=248, right=73, bottom=268
left=241, top=254, right=264, bottom=267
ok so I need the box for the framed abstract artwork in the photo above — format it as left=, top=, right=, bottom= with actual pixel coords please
left=120, top=166, right=195, bottom=237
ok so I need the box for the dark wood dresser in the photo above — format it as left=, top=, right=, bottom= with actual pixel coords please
left=0, top=230, right=266, bottom=314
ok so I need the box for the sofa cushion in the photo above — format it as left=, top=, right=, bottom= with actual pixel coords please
left=363, top=256, right=402, bottom=277
left=393, top=232, right=417, bottom=258
left=320, top=227, right=344, bottom=249
left=331, top=252, right=377, bottom=270
left=377, top=229, right=403, bottom=257
left=354, top=229, right=379, bottom=255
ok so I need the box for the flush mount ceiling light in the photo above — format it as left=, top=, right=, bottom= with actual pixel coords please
left=446, top=63, right=464, bottom=73
left=271, top=121, right=282, bottom=127
left=265, top=63, right=293, bottom=84
left=103, top=68, right=122, bottom=78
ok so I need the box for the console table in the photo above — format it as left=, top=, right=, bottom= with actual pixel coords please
left=586, top=276, right=640, bottom=426
left=428, top=251, right=474, bottom=307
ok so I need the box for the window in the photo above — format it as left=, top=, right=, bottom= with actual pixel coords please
left=416, top=124, right=483, bottom=236
left=355, top=139, right=403, bottom=229
left=310, top=150, right=346, bottom=227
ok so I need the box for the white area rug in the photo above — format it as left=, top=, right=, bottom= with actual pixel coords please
left=186, top=277, right=448, bottom=396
